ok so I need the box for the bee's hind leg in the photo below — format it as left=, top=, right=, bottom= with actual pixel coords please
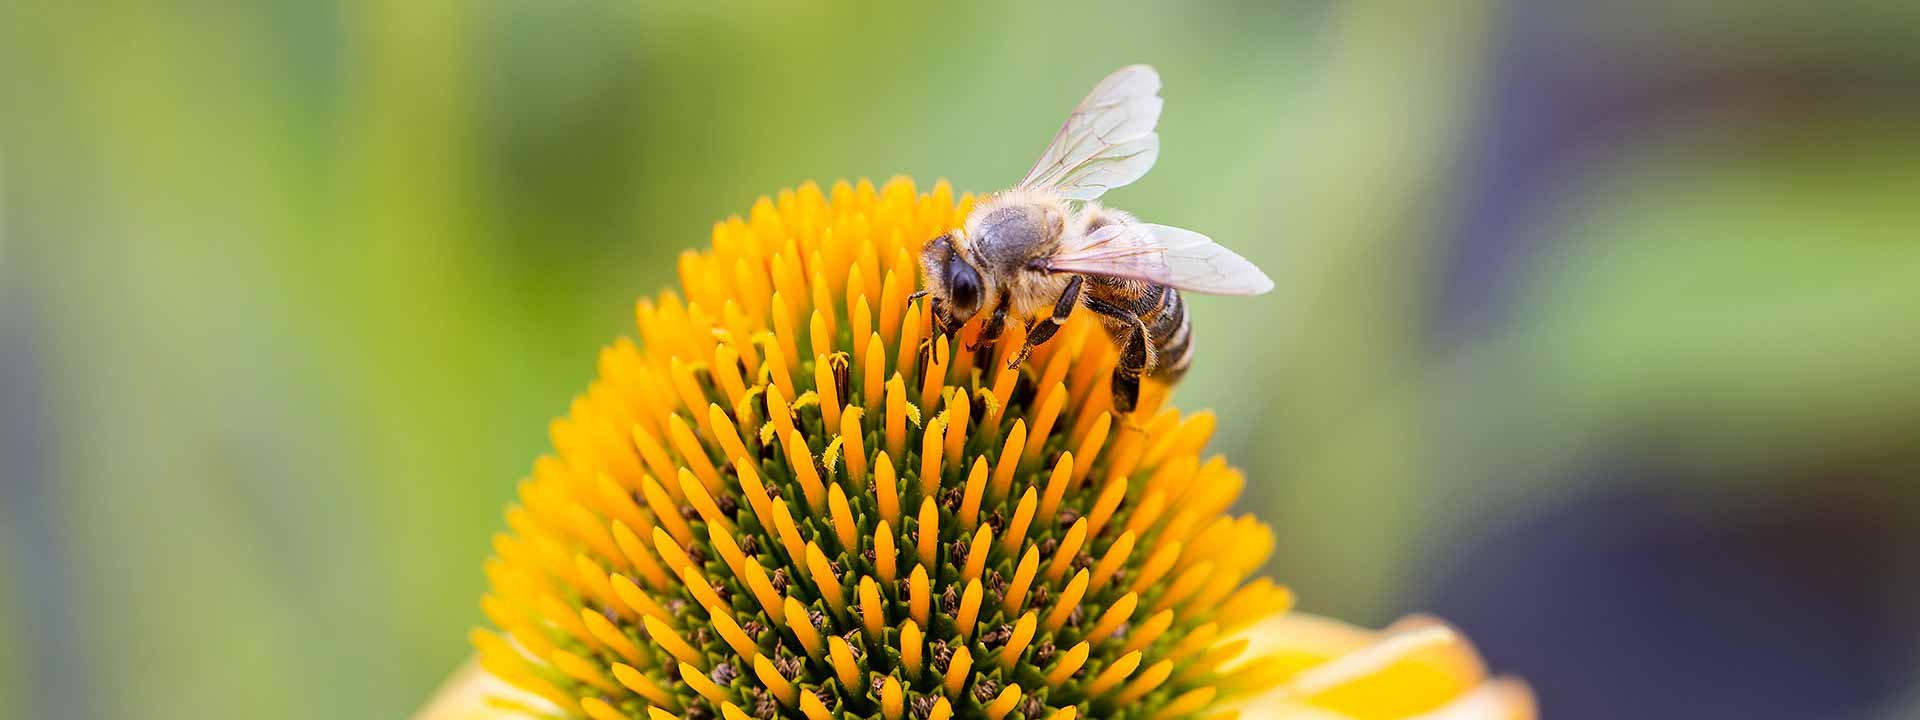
left=1082, top=296, right=1153, bottom=414
left=1007, top=275, right=1084, bottom=369
left=1108, top=327, right=1149, bottom=414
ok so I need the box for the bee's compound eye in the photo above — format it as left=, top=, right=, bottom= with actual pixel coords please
left=947, top=262, right=982, bottom=314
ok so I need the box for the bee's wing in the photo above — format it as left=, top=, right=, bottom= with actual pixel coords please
left=1044, top=221, right=1274, bottom=296
left=1015, top=65, right=1163, bottom=201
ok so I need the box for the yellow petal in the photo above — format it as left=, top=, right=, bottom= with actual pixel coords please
left=1233, top=614, right=1535, bottom=720
left=411, top=658, right=558, bottom=720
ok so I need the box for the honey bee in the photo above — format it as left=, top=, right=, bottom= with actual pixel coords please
left=918, top=65, right=1273, bottom=413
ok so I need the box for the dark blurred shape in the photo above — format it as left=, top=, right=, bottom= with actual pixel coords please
left=1421, top=459, right=1919, bottom=720
left=0, top=277, right=98, bottom=719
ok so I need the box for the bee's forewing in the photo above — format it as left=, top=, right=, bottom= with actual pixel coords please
left=1016, top=65, right=1163, bottom=201
left=1045, top=222, right=1274, bottom=296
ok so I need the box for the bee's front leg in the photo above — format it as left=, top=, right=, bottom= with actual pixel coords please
left=1008, top=274, right=1084, bottom=369
left=909, top=289, right=958, bottom=337
left=929, top=297, right=961, bottom=337
left=966, top=294, right=1010, bottom=353
left=926, top=297, right=945, bottom=334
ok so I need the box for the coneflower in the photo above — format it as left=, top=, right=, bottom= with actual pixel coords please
left=419, top=178, right=1532, bottom=720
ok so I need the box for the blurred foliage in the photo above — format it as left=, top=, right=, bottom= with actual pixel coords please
left=5, top=1, right=1918, bottom=719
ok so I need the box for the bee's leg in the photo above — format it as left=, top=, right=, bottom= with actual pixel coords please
left=926, top=296, right=958, bottom=336
left=1082, top=297, right=1153, bottom=414
left=906, top=290, right=951, bottom=334
left=967, top=294, right=1010, bottom=353
left=1007, top=275, right=1084, bottom=369
left=1109, top=320, right=1152, bottom=414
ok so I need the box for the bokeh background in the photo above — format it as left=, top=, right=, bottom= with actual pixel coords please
left=6, top=2, right=1919, bottom=718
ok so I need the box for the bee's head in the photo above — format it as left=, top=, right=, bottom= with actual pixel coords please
left=920, top=231, right=987, bottom=325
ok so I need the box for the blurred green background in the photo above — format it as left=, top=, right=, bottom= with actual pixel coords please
left=6, top=2, right=1918, bottom=718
